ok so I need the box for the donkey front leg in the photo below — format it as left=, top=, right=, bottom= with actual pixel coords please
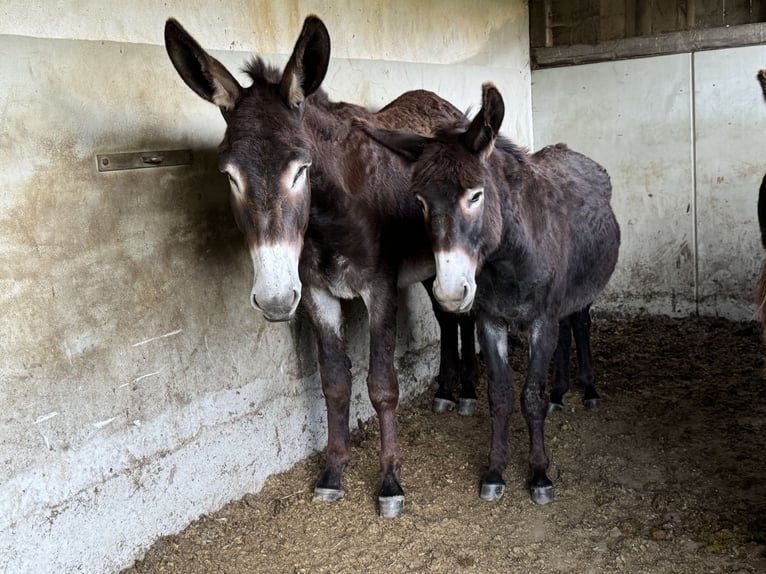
left=477, top=315, right=514, bottom=501
left=304, top=288, right=352, bottom=503
left=364, top=288, right=404, bottom=518
left=523, top=317, right=559, bottom=505
left=457, top=312, right=479, bottom=416
left=423, top=277, right=461, bottom=413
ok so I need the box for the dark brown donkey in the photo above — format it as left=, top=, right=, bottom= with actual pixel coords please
left=164, top=16, right=477, bottom=517
left=756, top=69, right=766, bottom=342
left=359, top=83, right=620, bottom=505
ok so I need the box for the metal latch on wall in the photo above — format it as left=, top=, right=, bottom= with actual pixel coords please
left=96, top=149, right=193, bottom=172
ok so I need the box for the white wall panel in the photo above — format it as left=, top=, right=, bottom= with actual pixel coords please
left=533, top=55, right=696, bottom=316
left=694, top=45, right=766, bottom=318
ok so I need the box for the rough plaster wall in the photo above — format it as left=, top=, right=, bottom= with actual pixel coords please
left=0, top=2, right=531, bottom=572
left=694, top=46, right=766, bottom=317
left=0, top=0, right=526, bottom=66
left=532, top=44, right=766, bottom=319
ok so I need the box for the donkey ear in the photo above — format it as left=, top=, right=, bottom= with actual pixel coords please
left=355, top=122, right=432, bottom=162
left=460, top=83, right=505, bottom=157
left=165, top=18, right=242, bottom=112
left=280, top=16, right=331, bottom=109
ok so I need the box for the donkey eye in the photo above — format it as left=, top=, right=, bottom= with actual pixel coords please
left=226, top=173, right=241, bottom=194
left=469, top=190, right=483, bottom=204
left=292, top=164, right=309, bottom=187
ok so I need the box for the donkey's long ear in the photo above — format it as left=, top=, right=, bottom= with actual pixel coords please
left=164, top=18, right=242, bottom=111
left=758, top=69, right=766, bottom=102
left=280, top=16, right=331, bottom=109
left=460, top=83, right=505, bottom=158
left=354, top=121, right=433, bottom=162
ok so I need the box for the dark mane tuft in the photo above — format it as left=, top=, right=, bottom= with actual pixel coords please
left=242, top=56, right=330, bottom=105
left=495, top=136, right=529, bottom=166
left=242, top=57, right=283, bottom=86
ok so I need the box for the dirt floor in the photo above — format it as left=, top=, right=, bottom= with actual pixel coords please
left=123, top=314, right=766, bottom=573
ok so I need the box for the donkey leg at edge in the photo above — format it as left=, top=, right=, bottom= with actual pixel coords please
left=549, top=313, right=573, bottom=412
left=365, top=288, right=405, bottom=518
left=571, top=305, right=600, bottom=410
left=523, top=317, right=559, bottom=505
left=457, top=312, right=479, bottom=416
left=423, top=277, right=461, bottom=413
left=477, top=315, right=514, bottom=502
left=303, top=289, right=353, bottom=502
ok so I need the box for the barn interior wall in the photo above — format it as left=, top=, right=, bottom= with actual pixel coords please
left=0, top=1, right=530, bottom=572
left=532, top=44, right=766, bottom=319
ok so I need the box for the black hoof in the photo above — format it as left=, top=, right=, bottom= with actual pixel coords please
left=548, top=400, right=564, bottom=413
left=528, top=473, right=554, bottom=505
left=583, top=397, right=601, bottom=411
left=433, top=397, right=456, bottom=413
left=312, top=486, right=345, bottom=503
left=378, top=495, right=405, bottom=518
left=457, top=398, right=476, bottom=416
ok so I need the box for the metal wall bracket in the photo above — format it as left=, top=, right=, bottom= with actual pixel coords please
left=96, top=149, right=193, bottom=172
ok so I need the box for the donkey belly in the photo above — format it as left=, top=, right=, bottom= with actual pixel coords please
left=562, top=211, right=620, bottom=316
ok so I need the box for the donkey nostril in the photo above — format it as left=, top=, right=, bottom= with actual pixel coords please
left=463, top=283, right=470, bottom=300
left=291, top=288, right=300, bottom=307
left=252, top=293, right=260, bottom=309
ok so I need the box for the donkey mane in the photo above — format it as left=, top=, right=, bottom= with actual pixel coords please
left=243, top=57, right=331, bottom=105
left=430, top=119, right=530, bottom=168
left=495, top=136, right=530, bottom=167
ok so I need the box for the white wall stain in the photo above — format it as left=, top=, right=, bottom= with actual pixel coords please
left=33, top=412, right=59, bottom=425
left=131, top=329, right=183, bottom=348
left=119, top=368, right=164, bottom=389
left=92, top=417, right=119, bottom=429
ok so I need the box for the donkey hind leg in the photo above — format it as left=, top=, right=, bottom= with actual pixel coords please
left=304, top=288, right=352, bottom=503
left=364, top=288, right=405, bottom=518
left=523, top=317, right=559, bottom=505
left=549, top=314, right=573, bottom=412
left=423, top=278, right=460, bottom=413
left=571, top=305, right=600, bottom=411
left=477, top=316, right=513, bottom=501
left=457, top=312, right=479, bottom=416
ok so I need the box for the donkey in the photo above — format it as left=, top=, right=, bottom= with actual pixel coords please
left=163, top=16, right=478, bottom=517
left=357, top=83, right=620, bottom=504
left=757, top=69, right=766, bottom=341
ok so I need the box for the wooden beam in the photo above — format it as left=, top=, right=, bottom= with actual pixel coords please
left=532, top=21, right=766, bottom=68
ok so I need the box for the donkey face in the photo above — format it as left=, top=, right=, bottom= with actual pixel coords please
left=362, top=84, right=504, bottom=313
left=164, top=17, right=330, bottom=321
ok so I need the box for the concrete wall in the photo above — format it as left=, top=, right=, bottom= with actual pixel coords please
left=532, top=44, right=766, bottom=319
left=0, top=1, right=531, bottom=572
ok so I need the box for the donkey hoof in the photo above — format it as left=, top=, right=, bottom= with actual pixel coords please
left=312, top=487, right=345, bottom=503
left=457, top=398, right=477, bottom=416
left=548, top=401, right=564, bottom=413
left=378, top=495, right=405, bottom=518
left=432, top=397, right=456, bottom=414
left=529, top=484, right=554, bottom=505
left=583, top=397, right=601, bottom=411
left=480, top=482, right=506, bottom=501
